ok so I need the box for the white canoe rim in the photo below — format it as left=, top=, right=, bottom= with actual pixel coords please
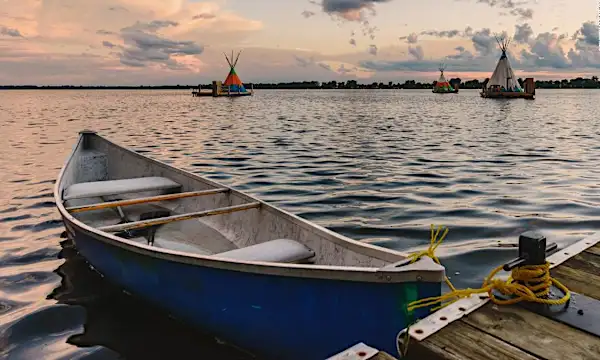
left=53, top=130, right=445, bottom=283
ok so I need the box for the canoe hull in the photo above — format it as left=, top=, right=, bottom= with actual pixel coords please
left=64, top=219, right=439, bottom=359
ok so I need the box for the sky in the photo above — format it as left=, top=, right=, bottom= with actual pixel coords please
left=0, top=0, right=598, bottom=85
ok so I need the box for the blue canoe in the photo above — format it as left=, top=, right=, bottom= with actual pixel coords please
left=54, top=130, right=444, bottom=359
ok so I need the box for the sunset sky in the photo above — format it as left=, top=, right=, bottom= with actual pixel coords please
left=0, top=0, right=597, bottom=85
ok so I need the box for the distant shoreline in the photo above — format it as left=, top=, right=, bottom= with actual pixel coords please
left=1, top=77, right=598, bottom=90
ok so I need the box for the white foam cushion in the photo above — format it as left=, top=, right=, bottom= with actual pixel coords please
left=63, top=177, right=181, bottom=200
left=214, top=239, right=315, bottom=263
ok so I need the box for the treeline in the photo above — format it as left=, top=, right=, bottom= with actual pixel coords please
left=0, top=85, right=194, bottom=90
left=1, top=77, right=600, bottom=90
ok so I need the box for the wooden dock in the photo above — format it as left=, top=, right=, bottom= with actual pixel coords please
left=404, top=234, right=600, bottom=360
left=327, top=342, right=397, bottom=360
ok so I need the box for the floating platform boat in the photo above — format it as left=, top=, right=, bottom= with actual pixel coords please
left=432, top=64, right=459, bottom=94
left=53, top=130, right=444, bottom=360
left=192, top=51, right=253, bottom=98
left=480, top=89, right=534, bottom=99
left=191, top=81, right=254, bottom=97
left=480, top=36, right=535, bottom=100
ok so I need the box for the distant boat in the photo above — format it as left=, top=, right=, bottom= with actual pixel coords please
left=54, top=130, right=444, bottom=360
left=480, top=36, right=535, bottom=99
left=432, top=64, right=459, bottom=93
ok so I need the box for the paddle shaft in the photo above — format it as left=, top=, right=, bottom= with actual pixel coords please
left=98, top=202, right=261, bottom=233
left=66, top=188, right=229, bottom=213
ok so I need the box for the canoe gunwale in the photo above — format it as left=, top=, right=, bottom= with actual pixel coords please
left=54, top=130, right=445, bottom=283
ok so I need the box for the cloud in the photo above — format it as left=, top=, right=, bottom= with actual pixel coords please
left=509, top=7, right=533, bottom=20
left=108, top=6, right=129, bottom=12
left=398, top=27, right=474, bottom=43
left=446, top=46, right=475, bottom=61
left=294, top=55, right=315, bottom=67
left=399, top=32, right=418, bottom=44
left=126, top=20, right=179, bottom=33
left=290, top=50, right=375, bottom=78
left=361, top=21, right=378, bottom=40
left=301, top=10, right=316, bottom=18
left=115, top=20, right=203, bottom=69
left=0, top=1, right=596, bottom=85
left=571, top=21, right=599, bottom=47
left=0, top=25, right=22, bottom=37
left=321, top=0, right=392, bottom=21
left=318, top=62, right=333, bottom=71
left=102, top=40, right=117, bottom=48
left=458, top=0, right=534, bottom=20
left=471, top=28, right=503, bottom=56
left=97, top=29, right=115, bottom=35
left=314, top=0, right=387, bottom=41
left=360, top=21, right=600, bottom=74
left=420, top=29, right=461, bottom=38
left=567, top=21, right=600, bottom=69
left=304, top=0, right=387, bottom=45
left=0, top=1, right=264, bottom=84
left=408, top=45, right=424, bottom=60
left=337, top=63, right=353, bottom=74
left=514, top=23, right=533, bottom=43
left=520, top=32, right=570, bottom=69
left=368, top=44, right=378, bottom=55
left=192, top=13, right=217, bottom=20
left=314, top=59, right=376, bottom=78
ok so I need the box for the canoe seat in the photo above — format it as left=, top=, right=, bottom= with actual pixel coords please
left=214, top=239, right=315, bottom=263
left=153, top=238, right=213, bottom=255
left=63, top=177, right=181, bottom=201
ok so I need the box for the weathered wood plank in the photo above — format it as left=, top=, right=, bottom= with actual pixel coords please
left=407, top=249, right=600, bottom=360
left=551, top=251, right=600, bottom=300
left=371, top=352, right=397, bottom=360
left=461, top=302, right=600, bottom=360
left=406, top=321, right=539, bottom=360
left=584, top=243, right=600, bottom=256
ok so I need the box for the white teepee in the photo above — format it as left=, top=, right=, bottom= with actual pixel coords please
left=437, top=64, right=449, bottom=83
left=486, top=36, right=522, bottom=92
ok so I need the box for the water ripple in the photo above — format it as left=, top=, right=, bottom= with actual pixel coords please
left=1, top=89, right=600, bottom=358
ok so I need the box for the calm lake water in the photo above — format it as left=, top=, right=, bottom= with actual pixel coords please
left=1, top=88, right=600, bottom=358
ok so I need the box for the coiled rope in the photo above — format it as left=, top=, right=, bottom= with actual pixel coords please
left=396, top=225, right=572, bottom=357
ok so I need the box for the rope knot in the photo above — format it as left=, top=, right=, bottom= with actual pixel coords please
left=400, top=225, right=571, bottom=360
left=406, top=225, right=571, bottom=313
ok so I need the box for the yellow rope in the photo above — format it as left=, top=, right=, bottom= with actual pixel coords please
left=406, top=225, right=571, bottom=313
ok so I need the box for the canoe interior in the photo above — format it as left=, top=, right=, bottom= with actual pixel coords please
left=58, top=132, right=421, bottom=270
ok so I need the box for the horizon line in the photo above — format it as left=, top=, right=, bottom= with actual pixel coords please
left=0, top=76, right=598, bottom=88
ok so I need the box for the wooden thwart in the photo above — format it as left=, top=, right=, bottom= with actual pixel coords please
left=98, top=202, right=261, bottom=233
left=405, top=242, right=600, bottom=360
left=66, top=188, right=229, bottom=213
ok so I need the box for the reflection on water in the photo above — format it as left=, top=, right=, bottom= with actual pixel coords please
left=1, top=89, right=600, bottom=358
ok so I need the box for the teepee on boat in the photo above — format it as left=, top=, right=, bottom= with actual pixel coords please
left=480, top=35, right=537, bottom=100
left=432, top=64, right=457, bottom=93
left=486, top=37, right=522, bottom=92
left=222, top=51, right=248, bottom=93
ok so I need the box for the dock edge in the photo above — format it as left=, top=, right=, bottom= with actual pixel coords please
left=406, top=232, right=600, bottom=341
